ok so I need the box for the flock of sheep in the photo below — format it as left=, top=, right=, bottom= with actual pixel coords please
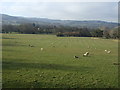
left=39, top=45, right=117, bottom=65
left=104, top=50, right=111, bottom=54
left=74, top=52, right=89, bottom=59
left=74, top=49, right=111, bottom=59
left=28, top=44, right=111, bottom=59
left=29, top=44, right=44, bottom=51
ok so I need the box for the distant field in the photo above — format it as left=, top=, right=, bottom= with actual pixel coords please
left=2, top=34, right=118, bottom=88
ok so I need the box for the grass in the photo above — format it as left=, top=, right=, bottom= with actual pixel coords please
left=2, top=34, right=118, bottom=88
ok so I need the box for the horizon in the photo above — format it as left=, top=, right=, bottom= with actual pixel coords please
left=1, top=13, right=118, bottom=23
left=0, top=2, right=118, bottom=23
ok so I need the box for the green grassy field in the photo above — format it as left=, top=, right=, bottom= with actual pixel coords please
left=2, top=34, right=118, bottom=88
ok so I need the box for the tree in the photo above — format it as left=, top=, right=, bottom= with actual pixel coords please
left=91, top=29, right=103, bottom=37
left=80, top=28, right=92, bottom=37
left=19, top=24, right=35, bottom=34
left=103, top=30, right=110, bottom=39
left=109, top=29, right=118, bottom=39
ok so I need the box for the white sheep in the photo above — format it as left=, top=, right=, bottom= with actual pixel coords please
left=105, top=50, right=107, bottom=52
left=83, top=52, right=89, bottom=56
left=41, top=48, right=43, bottom=51
left=105, top=50, right=111, bottom=53
left=107, top=51, right=111, bottom=54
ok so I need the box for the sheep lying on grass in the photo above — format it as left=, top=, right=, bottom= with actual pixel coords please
left=83, top=52, right=89, bottom=57
left=105, top=50, right=111, bottom=54
left=105, top=50, right=107, bottom=52
left=41, top=48, right=43, bottom=51
left=107, top=51, right=111, bottom=54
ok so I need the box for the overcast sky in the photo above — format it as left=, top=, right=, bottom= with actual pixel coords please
left=0, top=1, right=119, bottom=22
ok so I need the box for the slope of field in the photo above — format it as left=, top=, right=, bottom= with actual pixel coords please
left=2, top=34, right=118, bottom=88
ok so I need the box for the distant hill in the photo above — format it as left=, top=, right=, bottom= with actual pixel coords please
left=1, top=14, right=118, bottom=29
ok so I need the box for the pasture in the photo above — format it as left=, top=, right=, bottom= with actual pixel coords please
left=2, top=34, right=118, bottom=88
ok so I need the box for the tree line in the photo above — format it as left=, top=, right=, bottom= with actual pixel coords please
left=2, top=23, right=119, bottom=39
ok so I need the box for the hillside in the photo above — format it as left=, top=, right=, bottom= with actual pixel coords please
left=1, top=14, right=118, bottom=29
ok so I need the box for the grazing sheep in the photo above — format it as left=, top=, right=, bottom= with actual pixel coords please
left=83, top=52, right=89, bottom=57
left=74, top=56, right=79, bottom=58
left=105, top=50, right=107, bottom=52
left=107, top=51, right=111, bottom=54
left=41, top=48, right=43, bottom=51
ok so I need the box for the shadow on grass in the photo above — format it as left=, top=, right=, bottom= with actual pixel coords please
left=2, top=79, right=43, bottom=88
left=2, top=37, right=16, bottom=39
left=2, top=43, right=27, bottom=47
left=2, top=59, right=94, bottom=88
left=2, top=49, right=20, bottom=52
left=2, top=79, right=82, bottom=88
left=2, top=59, right=94, bottom=72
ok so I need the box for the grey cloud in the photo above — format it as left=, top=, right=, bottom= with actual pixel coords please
left=1, top=2, right=118, bottom=22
